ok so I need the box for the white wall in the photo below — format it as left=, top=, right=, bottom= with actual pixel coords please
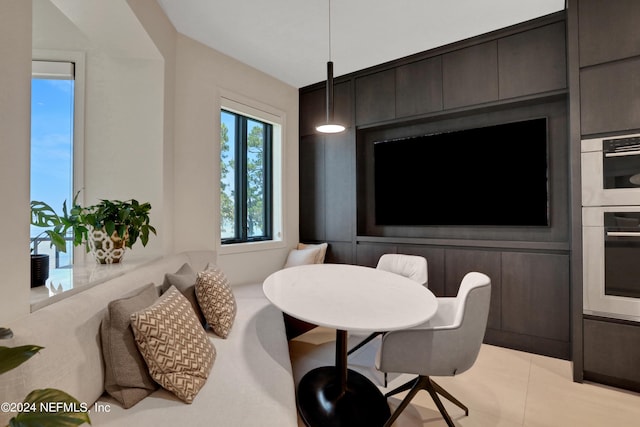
left=127, top=0, right=178, bottom=257
left=129, top=0, right=300, bottom=283
left=173, top=34, right=300, bottom=285
left=0, top=0, right=32, bottom=324
left=81, top=52, right=164, bottom=258
left=33, top=0, right=166, bottom=260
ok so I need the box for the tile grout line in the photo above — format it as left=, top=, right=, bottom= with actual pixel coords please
left=520, top=354, right=534, bottom=427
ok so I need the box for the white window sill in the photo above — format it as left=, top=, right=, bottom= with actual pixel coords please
left=218, top=239, right=286, bottom=255
left=29, top=255, right=160, bottom=312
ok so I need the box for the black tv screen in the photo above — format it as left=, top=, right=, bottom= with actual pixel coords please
left=373, top=118, right=549, bottom=226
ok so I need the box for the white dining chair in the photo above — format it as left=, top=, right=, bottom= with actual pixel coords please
left=347, top=253, right=428, bottom=386
left=376, top=271, right=491, bottom=427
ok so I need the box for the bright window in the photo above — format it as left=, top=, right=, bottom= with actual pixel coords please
left=30, top=58, right=83, bottom=268
left=220, top=109, right=273, bottom=243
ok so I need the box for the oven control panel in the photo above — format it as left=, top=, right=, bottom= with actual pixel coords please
left=604, top=136, right=640, bottom=156
left=582, top=132, right=640, bottom=207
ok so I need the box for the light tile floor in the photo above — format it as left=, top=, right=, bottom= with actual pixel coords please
left=289, top=327, right=640, bottom=427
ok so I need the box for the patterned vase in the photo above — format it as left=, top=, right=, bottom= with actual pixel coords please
left=88, top=227, right=128, bottom=264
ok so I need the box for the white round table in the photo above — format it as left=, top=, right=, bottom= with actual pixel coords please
left=263, top=264, right=437, bottom=427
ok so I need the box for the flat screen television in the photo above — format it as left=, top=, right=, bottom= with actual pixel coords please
left=373, top=117, right=549, bottom=226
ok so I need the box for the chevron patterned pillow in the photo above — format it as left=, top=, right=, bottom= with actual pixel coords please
left=195, top=267, right=237, bottom=338
left=131, top=286, right=216, bottom=404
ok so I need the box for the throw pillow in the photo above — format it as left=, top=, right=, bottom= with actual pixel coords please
left=297, top=242, right=328, bottom=264
left=131, top=286, right=216, bottom=404
left=195, top=267, right=237, bottom=338
left=284, top=247, right=321, bottom=268
left=100, top=283, right=159, bottom=408
left=162, top=263, right=206, bottom=327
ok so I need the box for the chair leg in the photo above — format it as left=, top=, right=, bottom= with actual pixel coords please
left=346, top=331, right=381, bottom=355
left=423, top=379, right=456, bottom=427
left=383, top=376, right=467, bottom=427
left=385, top=375, right=420, bottom=398
left=431, top=379, right=469, bottom=416
left=383, top=376, right=430, bottom=427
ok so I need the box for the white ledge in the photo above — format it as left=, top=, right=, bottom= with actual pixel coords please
left=30, top=255, right=160, bottom=312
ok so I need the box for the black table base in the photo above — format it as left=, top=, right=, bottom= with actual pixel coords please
left=297, top=366, right=391, bottom=427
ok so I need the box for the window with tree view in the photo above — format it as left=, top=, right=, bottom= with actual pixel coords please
left=220, top=110, right=273, bottom=244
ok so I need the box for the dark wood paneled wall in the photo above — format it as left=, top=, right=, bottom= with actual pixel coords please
left=299, top=12, right=572, bottom=359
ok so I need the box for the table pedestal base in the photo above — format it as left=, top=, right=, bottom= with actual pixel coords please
left=297, top=366, right=391, bottom=427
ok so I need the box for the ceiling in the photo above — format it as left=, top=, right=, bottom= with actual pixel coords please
left=157, top=0, right=565, bottom=89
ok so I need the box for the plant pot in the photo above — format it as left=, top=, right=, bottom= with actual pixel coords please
left=31, top=254, right=49, bottom=288
left=88, top=228, right=128, bottom=264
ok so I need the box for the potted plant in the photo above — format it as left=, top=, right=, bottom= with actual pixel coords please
left=30, top=193, right=156, bottom=264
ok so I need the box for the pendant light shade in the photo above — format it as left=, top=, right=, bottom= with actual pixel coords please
left=316, top=0, right=345, bottom=134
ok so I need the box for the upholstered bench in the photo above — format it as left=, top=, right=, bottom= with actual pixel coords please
left=0, top=251, right=298, bottom=427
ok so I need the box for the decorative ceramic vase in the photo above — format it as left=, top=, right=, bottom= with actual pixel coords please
left=30, top=254, right=49, bottom=287
left=88, top=228, right=128, bottom=264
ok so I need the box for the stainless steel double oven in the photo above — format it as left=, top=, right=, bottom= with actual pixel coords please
left=582, top=133, right=640, bottom=322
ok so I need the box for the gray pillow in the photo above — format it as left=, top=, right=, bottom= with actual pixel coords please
left=100, top=283, right=159, bottom=408
left=162, top=263, right=206, bottom=327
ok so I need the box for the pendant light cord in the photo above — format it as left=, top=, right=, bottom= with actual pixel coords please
left=328, top=0, right=332, bottom=61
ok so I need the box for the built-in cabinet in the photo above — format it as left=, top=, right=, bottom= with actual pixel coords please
left=353, top=242, right=570, bottom=359
left=583, top=316, right=640, bottom=392
left=577, top=0, right=640, bottom=136
left=300, top=13, right=572, bottom=360
left=568, top=0, right=640, bottom=391
left=351, top=20, right=567, bottom=127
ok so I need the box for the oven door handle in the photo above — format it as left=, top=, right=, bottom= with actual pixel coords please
left=605, top=149, right=640, bottom=157
left=606, top=231, right=640, bottom=237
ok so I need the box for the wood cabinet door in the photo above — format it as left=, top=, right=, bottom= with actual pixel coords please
left=325, top=129, right=354, bottom=242
left=578, top=0, right=640, bottom=67
left=299, top=134, right=325, bottom=242
left=442, top=41, right=499, bottom=109
left=580, top=58, right=640, bottom=136
left=299, top=88, right=326, bottom=137
left=395, top=56, right=443, bottom=118
left=501, top=252, right=570, bottom=342
left=355, top=242, right=397, bottom=267
left=355, top=69, right=396, bottom=125
left=584, top=317, right=640, bottom=389
left=498, top=22, right=567, bottom=99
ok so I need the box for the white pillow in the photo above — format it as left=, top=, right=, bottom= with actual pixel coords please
left=284, top=247, right=321, bottom=268
left=297, top=242, right=328, bottom=264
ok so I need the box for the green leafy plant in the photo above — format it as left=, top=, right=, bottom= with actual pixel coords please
left=0, top=345, right=91, bottom=426
left=30, top=196, right=83, bottom=254
left=30, top=193, right=156, bottom=253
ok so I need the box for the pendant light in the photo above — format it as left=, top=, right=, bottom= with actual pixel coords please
left=316, top=0, right=345, bottom=134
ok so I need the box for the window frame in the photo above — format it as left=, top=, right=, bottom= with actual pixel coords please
left=220, top=109, right=273, bottom=244
left=218, top=94, right=285, bottom=253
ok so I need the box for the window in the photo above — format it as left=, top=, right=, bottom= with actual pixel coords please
left=220, top=109, right=273, bottom=244
left=31, top=60, right=75, bottom=267
left=30, top=54, right=84, bottom=269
